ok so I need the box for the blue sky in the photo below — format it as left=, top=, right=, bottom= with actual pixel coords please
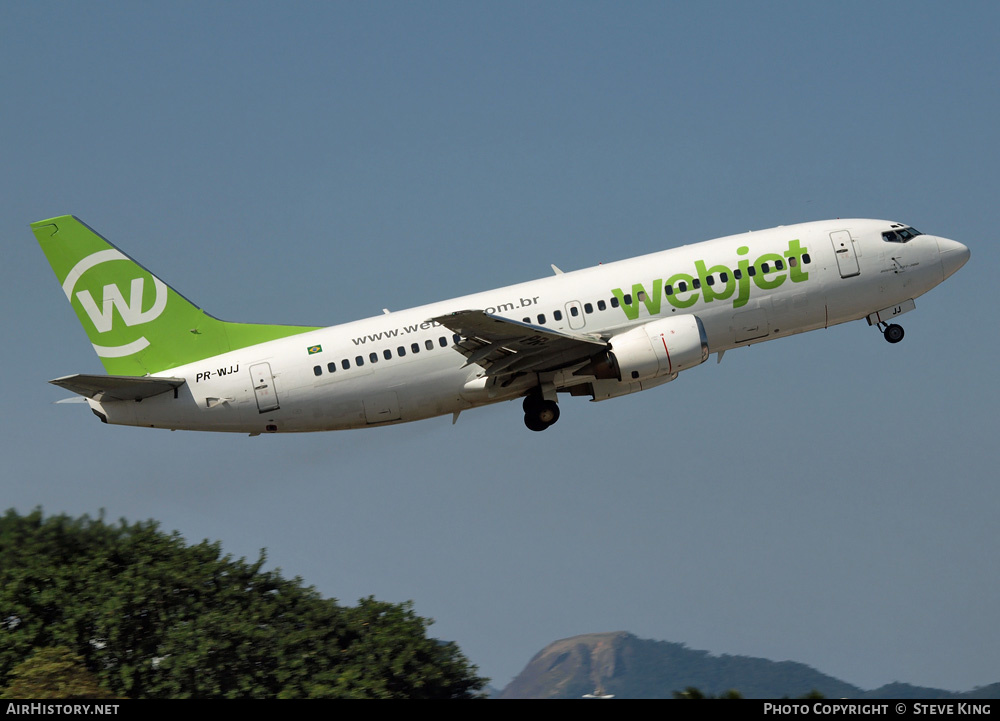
left=2, top=1, right=998, bottom=693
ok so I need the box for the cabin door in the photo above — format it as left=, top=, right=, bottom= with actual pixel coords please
left=250, top=362, right=280, bottom=413
left=830, top=230, right=860, bottom=278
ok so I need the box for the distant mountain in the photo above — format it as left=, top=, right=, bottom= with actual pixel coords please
left=861, top=682, right=1000, bottom=700
left=859, top=682, right=958, bottom=699
left=497, top=632, right=998, bottom=699
left=963, top=683, right=1000, bottom=699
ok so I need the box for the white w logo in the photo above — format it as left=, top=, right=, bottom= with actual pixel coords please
left=62, top=249, right=170, bottom=358
left=76, top=277, right=168, bottom=333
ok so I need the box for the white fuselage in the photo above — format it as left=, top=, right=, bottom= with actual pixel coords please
left=88, top=219, right=964, bottom=433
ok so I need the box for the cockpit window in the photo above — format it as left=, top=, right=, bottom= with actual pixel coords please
left=882, top=226, right=923, bottom=243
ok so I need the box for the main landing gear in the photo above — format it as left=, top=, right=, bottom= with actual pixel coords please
left=877, top=322, right=905, bottom=344
left=523, top=392, right=560, bottom=432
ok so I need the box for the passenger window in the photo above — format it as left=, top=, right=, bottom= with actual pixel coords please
left=803, top=253, right=811, bottom=264
left=570, top=306, right=579, bottom=316
left=313, top=365, right=322, bottom=376
left=610, top=297, right=619, bottom=308
left=383, top=349, right=392, bottom=360
left=523, top=317, right=530, bottom=323
left=597, top=300, right=606, bottom=311
left=775, top=259, right=784, bottom=270
left=369, top=352, right=378, bottom=363
left=692, top=279, right=701, bottom=289
left=734, top=269, right=743, bottom=280
left=720, top=272, right=729, bottom=282
left=665, top=284, right=673, bottom=295
left=411, top=343, right=420, bottom=354
left=355, top=356, right=364, bottom=367
left=748, top=266, right=757, bottom=277
left=706, top=275, right=715, bottom=286
left=761, top=262, right=770, bottom=273
left=327, top=362, right=337, bottom=373
left=789, top=257, right=797, bottom=267
left=554, top=310, right=563, bottom=321
left=623, top=294, right=632, bottom=304
left=439, top=336, right=448, bottom=347
left=342, top=359, right=350, bottom=370
left=537, top=314, right=546, bottom=324
left=425, top=339, right=434, bottom=350
left=637, top=291, right=646, bottom=301
left=678, top=281, right=687, bottom=292
left=397, top=346, right=406, bottom=357
left=584, top=303, right=593, bottom=314
left=453, top=334, right=461, bottom=344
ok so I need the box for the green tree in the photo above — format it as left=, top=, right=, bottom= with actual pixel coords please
left=0, top=508, right=486, bottom=699
left=1, top=646, right=118, bottom=699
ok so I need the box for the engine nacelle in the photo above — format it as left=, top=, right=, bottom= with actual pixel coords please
left=582, top=372, right=678, bottom=402
left=585, top=315, right=709, bottom=383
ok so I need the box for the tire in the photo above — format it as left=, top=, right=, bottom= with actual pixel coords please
left=884, top=324, right=904, bottom=344
left=524, top=414, right=550, bottom=432
left=537, top=400, right=560, bottom=425
left=523, top=394, right=540, bottom=413
left=523, top=399, right=560, bottom=431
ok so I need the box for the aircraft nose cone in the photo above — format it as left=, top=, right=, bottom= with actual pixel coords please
left=938, top=237, right=970, bottom=280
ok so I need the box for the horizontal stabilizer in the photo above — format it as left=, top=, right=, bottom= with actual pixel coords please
left=50, top=374, right=186, bottom=401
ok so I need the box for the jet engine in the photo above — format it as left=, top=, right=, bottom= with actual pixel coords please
left=581, top=315, right=710, bottom=383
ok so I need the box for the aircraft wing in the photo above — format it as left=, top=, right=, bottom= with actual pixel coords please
left=432, top=310, right=607, bottom=377
left=50, top=374, right=186, bottom=401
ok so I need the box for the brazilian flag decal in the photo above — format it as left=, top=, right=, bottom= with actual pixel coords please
left=307, top=345, right=322, bottom=355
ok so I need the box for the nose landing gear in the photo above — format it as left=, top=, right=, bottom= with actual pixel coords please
left=523, top=392, right=560, bottom=432
left=877, top=322, right=905, bottom=344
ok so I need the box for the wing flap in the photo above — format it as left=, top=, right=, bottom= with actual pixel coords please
left=50, top=374, right=186, bottom=401
left=432, top=310, right=607, bottom=377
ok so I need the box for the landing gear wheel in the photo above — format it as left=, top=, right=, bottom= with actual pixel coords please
left=883, top=324, right=904, bottom=344
left=536, top=400, right=560, bottom=425
left=524, top=414, right=550, bottom=432
left=522, top=396, right=560, bottom=431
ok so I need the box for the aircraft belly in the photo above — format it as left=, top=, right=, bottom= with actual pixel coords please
left=94, top=386, right=249, bottom=432
left=276, top=361, right=467, bottom=430
left=254, top=357, right=489, bottom=431
left=826, top=271, right=881, bottom=326
left=733, top=306, right=770, bottom=343
left=363, top=392, right=401, bottom=424
left=769, top=289, right=826, bottom=335
left=393, top=364, right=472, bottom=422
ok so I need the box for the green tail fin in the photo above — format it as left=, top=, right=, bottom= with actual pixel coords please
left=32, top=215, right=320, bottom=376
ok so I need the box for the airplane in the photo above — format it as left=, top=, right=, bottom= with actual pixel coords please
left=32, top=215, right=969, bottom=434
